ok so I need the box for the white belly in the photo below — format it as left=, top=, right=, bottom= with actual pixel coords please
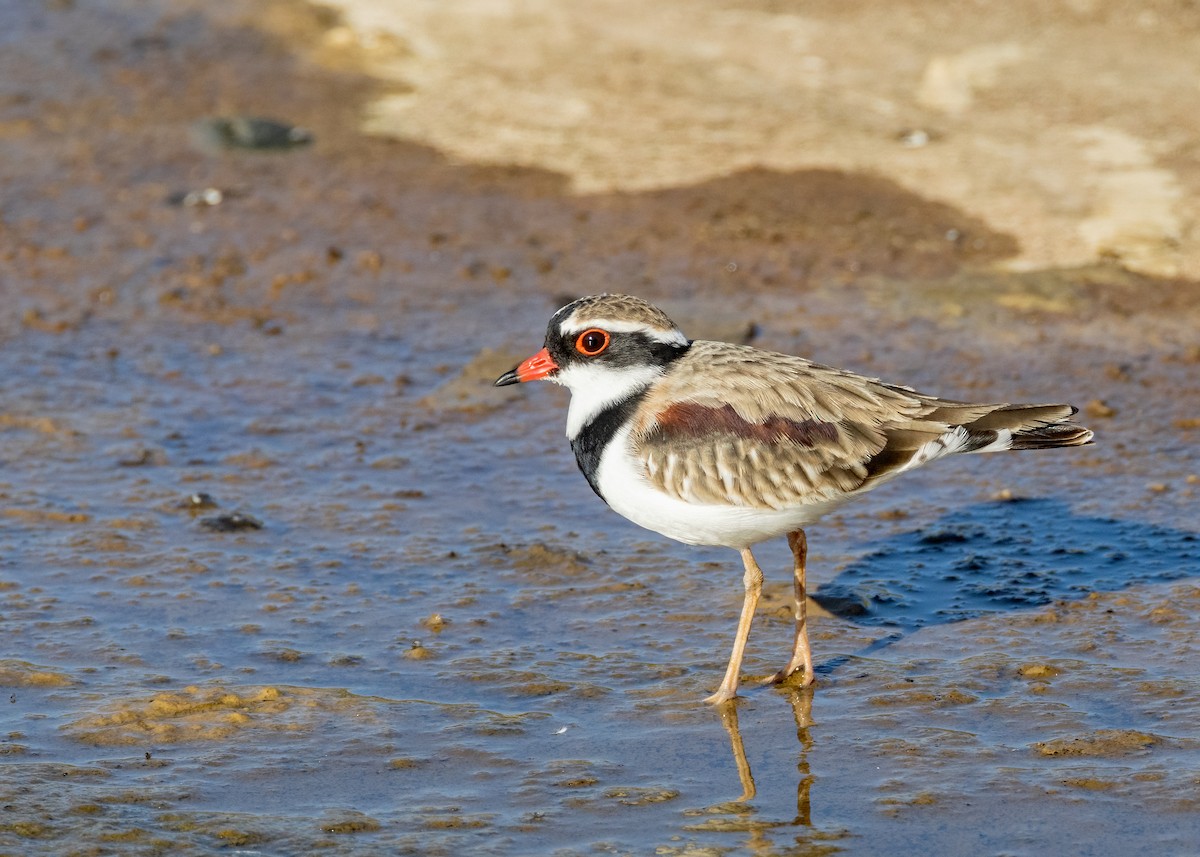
left=594, top=426, right=841, bottom=548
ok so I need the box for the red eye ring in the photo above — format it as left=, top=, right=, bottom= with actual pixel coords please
left=575, top=328, right=610, bottom=356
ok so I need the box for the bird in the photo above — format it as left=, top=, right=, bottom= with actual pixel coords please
left=494, top=294, right=1093, bottom=704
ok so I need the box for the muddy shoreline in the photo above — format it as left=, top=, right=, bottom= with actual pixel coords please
left=1, top=1, right=1198, bottom=854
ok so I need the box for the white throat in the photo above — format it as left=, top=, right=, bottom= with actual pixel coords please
left=556, top=363, right=662, bottom=440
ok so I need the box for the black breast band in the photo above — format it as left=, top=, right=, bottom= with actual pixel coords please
left=570, top=388, right=650, bottom=503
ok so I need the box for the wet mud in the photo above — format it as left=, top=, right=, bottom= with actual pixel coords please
left=2, top=1, right=1199, bottom=855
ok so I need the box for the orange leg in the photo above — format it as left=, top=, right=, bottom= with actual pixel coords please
left=763, top=529, right=815, bottom=687
left=705, top=547, right=763, bottom=705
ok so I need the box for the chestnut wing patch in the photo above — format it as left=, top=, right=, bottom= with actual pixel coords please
left=637, top=402, right=873, bottom=510
left=655, top=402, right=840, bottom=447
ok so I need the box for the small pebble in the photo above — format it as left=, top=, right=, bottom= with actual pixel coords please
left=179, top=492, right=218, bottom=511
left=166, top=187, right=225, bottom=207
left=404, top=640, right=434, bottom=660
left=1085, top=399, right=1117, bottom=418
left=421, top=613, right=449, bottom=631
left=193, top=116, right=313, bottom=151
left=897, top=128, right=936, bottom=148
left=199, top=512, right=263, bottom=532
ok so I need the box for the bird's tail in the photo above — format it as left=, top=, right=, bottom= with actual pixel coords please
left=956, top=403, right=1094, bottom=453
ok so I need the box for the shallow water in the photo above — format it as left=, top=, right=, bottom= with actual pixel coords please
left=3, top=307, right=1199, bottom=856
left=2, top=2, right=1200, bottom=855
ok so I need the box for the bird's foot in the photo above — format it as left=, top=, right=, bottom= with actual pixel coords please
left=761, top=666, right=815, bottom=688
left=704, top=687, right=739, bottom=705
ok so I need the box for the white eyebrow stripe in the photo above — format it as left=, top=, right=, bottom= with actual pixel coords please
left=559, top=317, right=688, bottom=345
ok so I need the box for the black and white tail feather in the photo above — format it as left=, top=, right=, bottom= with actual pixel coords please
left=869, top=401, right=1092, bottom=484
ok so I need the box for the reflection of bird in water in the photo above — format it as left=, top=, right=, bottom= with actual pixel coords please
left=720, top=687, right=815, bottom=818
left=497, top=294, right=1093, bottom=702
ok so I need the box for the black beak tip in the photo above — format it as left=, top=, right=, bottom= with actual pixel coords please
left=494, top=368, right=520, bottom=387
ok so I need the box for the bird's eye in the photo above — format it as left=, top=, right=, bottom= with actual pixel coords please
left=575, top=328, right=610, bottom=356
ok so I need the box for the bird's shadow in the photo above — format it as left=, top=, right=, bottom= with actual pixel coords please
left=811, top=497, right=1199, bottom=657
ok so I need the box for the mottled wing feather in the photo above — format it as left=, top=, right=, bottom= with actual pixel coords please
left=632, top=340, right=1089, bottom=510
left=635, top=341, right=927, bottom=429
left=633, top=341, right=929, bottom=509
left=640, top=409, right=871, bottom=509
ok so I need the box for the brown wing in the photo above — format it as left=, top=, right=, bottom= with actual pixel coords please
left=631, top=340, right=1086, bottom=510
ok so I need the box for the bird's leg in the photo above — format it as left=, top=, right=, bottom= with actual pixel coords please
left=705, top=547, right=764, bottom=705
left=763, top=529, right=815, bottom=687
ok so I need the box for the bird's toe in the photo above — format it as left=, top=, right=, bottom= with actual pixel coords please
left=704, top=688, right=739, bottom=705
left=762, top=667, right=815, bottom=689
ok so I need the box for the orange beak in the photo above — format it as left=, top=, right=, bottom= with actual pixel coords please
left=494, top=347, right=559, bottom=386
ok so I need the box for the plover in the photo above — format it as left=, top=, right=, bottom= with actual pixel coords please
left=495, top=294, right=1093, bottom=704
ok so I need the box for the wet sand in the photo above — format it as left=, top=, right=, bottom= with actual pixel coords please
left=1, top=1, right=1198, bottom=854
